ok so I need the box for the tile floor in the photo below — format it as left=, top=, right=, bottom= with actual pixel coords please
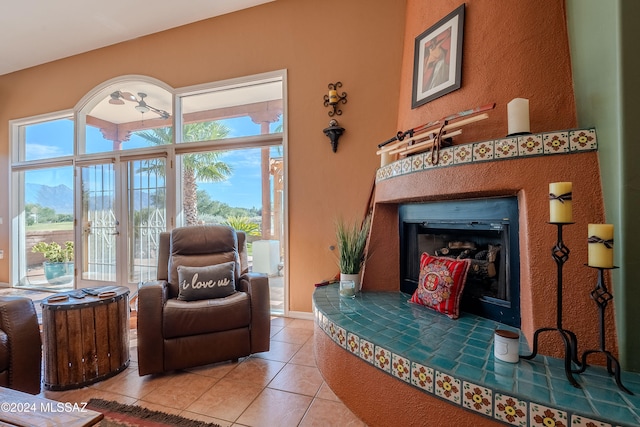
left=40, top=317, right=366, bottom=427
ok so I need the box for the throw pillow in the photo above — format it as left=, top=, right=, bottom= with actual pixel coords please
left=409, top=252, right=471, bottom=319
left=177, top=262, right=236, bottom=301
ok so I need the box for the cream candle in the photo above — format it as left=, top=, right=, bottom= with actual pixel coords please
left=507, top=98, right=530, bottom=135
left=328, top=90, right=339, bottom=104
left=588, top=224, right=614, bottom=268
left=549, top=182, right=573, bottom=223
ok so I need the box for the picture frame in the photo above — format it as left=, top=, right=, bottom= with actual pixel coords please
left=411, top=4, right=465, bottom=109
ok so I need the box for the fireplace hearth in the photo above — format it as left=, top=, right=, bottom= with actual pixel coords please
left=399, top=197, right=520, bottom=327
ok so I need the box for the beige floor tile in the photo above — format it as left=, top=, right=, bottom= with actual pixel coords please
left=47, top=387, right=137, bottom=406
left=316, top=382, right=340, bottom=402
left=271, top=325, right=314, bottom=345
left=235, top=388, right=313, bottom=427
left=181, top=411, right=234, bottom=427
left=299, top=397, right=366, bottom=427
left=289, top=342, right=316, bottom=367
left=267, top=363, right=324, bottom=396
left=252, top=339, right=301, bottom=363
left=223, top=357, right=285, bottom=387
left=270, top=325, right=284, bottom=337
left=90, top=366, right=172, bottom=399
left=133, top=400, right=183, bottom=415
left=185, top=359, right=242, bottom=378
left=270, top=316, right=295, bottom=327
left=186, top=377, right=264, bottom=422
left=141, top=371, right=218, bottom=410
left=288, top=318, right=315, bottom=330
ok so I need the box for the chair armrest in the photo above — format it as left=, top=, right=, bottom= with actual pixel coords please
left=238, top=273, right=270, bottom=353
left=137, top=280, right=168, bottom=375
left=0, top=297, right=42, bottom=394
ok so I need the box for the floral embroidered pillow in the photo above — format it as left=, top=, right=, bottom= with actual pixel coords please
left=177, top=262, right=236, bottom=301
left=410, top=252, right=471, bottom=319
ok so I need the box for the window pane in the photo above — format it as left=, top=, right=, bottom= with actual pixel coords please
left=21, top=167, right=75, bottom=289
left=128, top=158, right=166, bottom=283
left=84, top=86, right=173, bottom=154
left=23, top=118, right=74, bottom=161
left=181, top=79, right=283, bottom=142
left=177, top=145, right=284, bottom=313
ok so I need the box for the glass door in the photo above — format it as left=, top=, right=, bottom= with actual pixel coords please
left=77, top=163, right=119, bottom=286
left=76, top=157, right=167, bottom=289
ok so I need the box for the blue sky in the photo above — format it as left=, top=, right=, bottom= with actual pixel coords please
left=23, top=116, right=282, bottom=210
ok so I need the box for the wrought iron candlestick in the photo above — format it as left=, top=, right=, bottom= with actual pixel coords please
left=572, top=266, right=633, bottom=394
left=521, top=223, right=582, bottom=388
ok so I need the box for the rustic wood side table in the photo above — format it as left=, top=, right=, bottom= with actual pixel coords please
left=41, top=286, right=130, bottom=391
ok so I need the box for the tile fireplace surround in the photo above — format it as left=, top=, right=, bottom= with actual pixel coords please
left=313, top=129, right=640, bottom=426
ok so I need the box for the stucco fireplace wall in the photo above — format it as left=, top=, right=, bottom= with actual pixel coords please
left=369, top=0, right=618, bottom=359
left=362, top=146, right=617, bottom=359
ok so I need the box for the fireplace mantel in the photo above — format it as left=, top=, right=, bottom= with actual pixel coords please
left=362, top=127, right=619, bottom=361
left=375, top=128, right=597, bottom=184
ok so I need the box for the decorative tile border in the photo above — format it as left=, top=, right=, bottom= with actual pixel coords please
left=313, top=295, right=638, bottom=427
left=376, top=128, right=597, bottom=183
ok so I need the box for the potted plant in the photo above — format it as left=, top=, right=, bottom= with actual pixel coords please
left=32, top=241, right=74, bottom=285
left=335, top=215, right=371, bottom=292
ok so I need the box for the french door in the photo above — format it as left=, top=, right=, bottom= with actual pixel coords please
left=75, top=156, right=168, bottom=289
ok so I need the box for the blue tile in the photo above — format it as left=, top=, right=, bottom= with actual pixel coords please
left=592, top=402, right=640, bottom=426
left=515, top=379, right=551, bottom=402
left=312, top=286, right=640, bottom=427
left=551, top=390, right=595, bottom=415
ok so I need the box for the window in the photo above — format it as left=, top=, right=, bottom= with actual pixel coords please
left=10, top=71, right=287, bottom=314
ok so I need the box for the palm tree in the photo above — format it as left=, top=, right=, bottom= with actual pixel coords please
left=136, top=122, right=233, bottom=225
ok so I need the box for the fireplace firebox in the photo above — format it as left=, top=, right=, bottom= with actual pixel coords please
left=399, top=197, right=520, bottom=327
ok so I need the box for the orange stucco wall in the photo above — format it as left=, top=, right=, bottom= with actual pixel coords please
left=397, top=0, right=577, bottom=143
left=315, top=326, right=503, bottom=427
left=362, top=0, right=614, bottom=360
left=0, top=0, right=406, bottom=312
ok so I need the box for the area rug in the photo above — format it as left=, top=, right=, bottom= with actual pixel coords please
left=87, top=399, right=222, bottom=427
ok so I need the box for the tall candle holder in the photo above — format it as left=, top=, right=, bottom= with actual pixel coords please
left=521, top=223, right=582, bottom=388
left=572, top=266, right=633, bottom=394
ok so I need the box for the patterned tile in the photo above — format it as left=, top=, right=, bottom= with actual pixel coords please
left=346, top=332, right=360, bottom=355
left=494, top=393, right=527, bottom=426
left=435, top=371, right=461, bottom=404
left=327, top=321, right=336, bottom=339
left=570, top=129, right=597, bottom=151
left=463, top=381, right=492, bottom=417
left=518, top=134, right=543, bottom=156
left=359, top=339, right=375, bottom=364
left=392, top=162, right=402, bottom=177
left=411, top=153, right=425, bottom=171
left=543, top=131, right=569, bottom=154
left=570, top=414, right=612, bottom=427
left=453, top=144, right=473, bottom=164
left=494, top=138, right=518, bottom=159
left=401, top=157, right=412, bottom=174
left=530, top=403, right=567, bottom=427
left=473, top=141, right=494, bottom=161
left=391, top=353, right=411, bottom=383
left=424, top=151, right=437, bottom=169
left=411, top=362, right=434, bottom=393
left=374, top=346, right=392, bottom=373
left=335, top=325, right=347, bottom=348
left=436, top=147, right=454, bottom=166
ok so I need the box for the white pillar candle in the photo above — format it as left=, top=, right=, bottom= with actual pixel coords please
left=588, top=224, right=614, bottom=268
left=549, top=182, right=572, bottom=223
left=507, top=98, right=530, bottom=135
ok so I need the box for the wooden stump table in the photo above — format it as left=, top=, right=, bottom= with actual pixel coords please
left=41, top=286, right=130, bottom=391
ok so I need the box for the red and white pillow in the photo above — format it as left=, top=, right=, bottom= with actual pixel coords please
left=409, top=252, right=471, bottom=319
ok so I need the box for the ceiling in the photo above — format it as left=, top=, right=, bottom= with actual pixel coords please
left=0, top=0, right=273, bottom=77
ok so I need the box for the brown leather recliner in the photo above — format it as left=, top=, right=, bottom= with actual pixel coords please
left=0, top=296, right=42, bottom=394
left=137, top=225, right=271, bottom=376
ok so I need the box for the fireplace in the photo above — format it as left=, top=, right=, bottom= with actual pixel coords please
left=399, top=197, right=520, bottom=327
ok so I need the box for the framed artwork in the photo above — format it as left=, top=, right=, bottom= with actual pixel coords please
left=411, top=4, right=465, bottom=109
